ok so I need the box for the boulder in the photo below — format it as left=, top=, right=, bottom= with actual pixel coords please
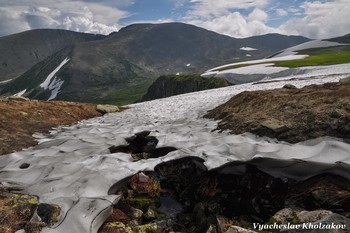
left=96, top=104, right=119, bottom=114
left=339, top=76, right=350, bottom=84
left=283, top=84, right=297, bottom=89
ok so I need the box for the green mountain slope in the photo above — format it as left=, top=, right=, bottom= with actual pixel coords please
left=0, top=29, right=104, bottom=81
left=0, top=23, right=310, bottom=104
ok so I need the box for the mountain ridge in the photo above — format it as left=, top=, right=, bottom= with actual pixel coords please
left=0, top=29, right=105, bottom=81
left=0, top=22, right=310, bottom=103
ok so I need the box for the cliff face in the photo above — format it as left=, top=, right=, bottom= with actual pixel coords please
left=141, top=74, right=228, bottom=101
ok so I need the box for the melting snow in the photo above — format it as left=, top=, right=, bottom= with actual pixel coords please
left=1, top=66, right=350, bottom=232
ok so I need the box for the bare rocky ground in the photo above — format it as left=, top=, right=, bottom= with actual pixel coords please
left=205, top=80, right=350, bottom=143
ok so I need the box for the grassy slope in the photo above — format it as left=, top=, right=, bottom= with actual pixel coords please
left=98, top=78, right=157, bottom=106
left=275, top=46, right=350, bottom=68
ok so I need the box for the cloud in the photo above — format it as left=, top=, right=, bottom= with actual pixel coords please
left=0, top=0, right=129, bottom=36
left=0, top=7, right=31, bottom=36
left=276, top=8, right=288, bottom=17
left=279, top=0, right=350, bottom=39
left=184, top=0, right=278, bottom=38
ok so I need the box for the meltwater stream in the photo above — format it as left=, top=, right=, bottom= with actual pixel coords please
left=1, top=71, right=350, bottom=232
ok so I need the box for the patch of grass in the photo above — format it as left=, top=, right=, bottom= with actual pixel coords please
left=100, top=77, right=156, bottom=106
left=275, top=45, right=350, bottom=68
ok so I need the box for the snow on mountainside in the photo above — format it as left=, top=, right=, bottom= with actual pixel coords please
left=202, top=39, right=350, bottom=84
left=0, top=67, right=350, bottom=232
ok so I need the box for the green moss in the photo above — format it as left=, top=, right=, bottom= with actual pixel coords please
left=132, top=223, right=158, bottom=233
left=126, top=197, right=154, bottom=210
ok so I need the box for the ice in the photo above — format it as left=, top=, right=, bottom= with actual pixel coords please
left=1, top=68, right=350, bottom=232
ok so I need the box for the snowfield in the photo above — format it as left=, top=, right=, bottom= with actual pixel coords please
left=1, top=67, right=350, bottom=232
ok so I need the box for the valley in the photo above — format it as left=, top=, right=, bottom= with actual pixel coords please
left=1, top=22, right=350, bottom=233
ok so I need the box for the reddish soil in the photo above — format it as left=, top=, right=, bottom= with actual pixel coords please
left=0, top=98, right=102, bottom=155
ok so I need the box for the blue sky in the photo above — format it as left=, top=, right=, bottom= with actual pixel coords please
left=0, top=0, right=349, bottom=39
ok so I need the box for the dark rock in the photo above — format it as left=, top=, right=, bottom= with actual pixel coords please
left=109, top=131, right=177, bottom=159
left=19, top=163, right=30, bottom=169
left=283, top=84, right=297, bottom=89
left=37, top=203, right=60, bottom=225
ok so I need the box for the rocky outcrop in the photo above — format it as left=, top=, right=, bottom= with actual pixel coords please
left=141, top=74, right=228, bottom=101
left=99, top=157, right=350, bottom=233
left=205, top=81, right=350, bottom=143
left=0, top=188, right=60, bottom=232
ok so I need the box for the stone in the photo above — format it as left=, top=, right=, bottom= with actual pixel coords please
left=130, top=207, right=143, bottom=219
left=96, top=104, right=119, bottom=114
left=283, top=84, right=297, bottom=89
left=339, top=76, right=350, bottom=84
left=109, top=131, right=177, bottom=158
left=36, top=203, right=61, bottom=225
left=144, top=208, right=157, bottom=220
left=271, top=208, right=299, bottom=224
left=19, top=163, right=30, bottom=169
left=271, top=208, right=333, bottom=225
left=260, top=119, right=288, bottom=133
left=297, top=210, right=333, bottom=223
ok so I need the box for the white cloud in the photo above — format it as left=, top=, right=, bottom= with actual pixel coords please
left=276, top=8, right=288, bottom=17
left=184, top=0, right=278, bottom=38
left=0, top=0, right=129, bottom=36
left=0, top=7, right=30, bottom=36
left=279, top=0, right=350, bottom=39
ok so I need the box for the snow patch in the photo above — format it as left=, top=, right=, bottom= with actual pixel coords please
left=219, top=63, right=288, bottom=75
left=186, top=63, right=191, bottom=67
left=0, top=79, right=13, bottom=84
left=40, top=57, right=70, bottom=90
left=246, top=54, right=251, bottom=57
left=274, top=40, right=345, bottom=57
left=14, top=89, right=27, bottom=97
left=240, top=47, right=257, bottom=51
left=48, top=77, right=64, bottom=100
left=206, top=54, right=308, bottom=73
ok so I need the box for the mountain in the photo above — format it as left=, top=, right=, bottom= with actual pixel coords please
left=141, top=74, right=228, bottom=101
left=0, top=29, right=104, bottom=82
left=0, top=23, right=310, bottom=104
left=327, top=33, right=350, bottom=44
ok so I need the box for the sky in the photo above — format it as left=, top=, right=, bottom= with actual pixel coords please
left=0, top=0, right=349, bottom=39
